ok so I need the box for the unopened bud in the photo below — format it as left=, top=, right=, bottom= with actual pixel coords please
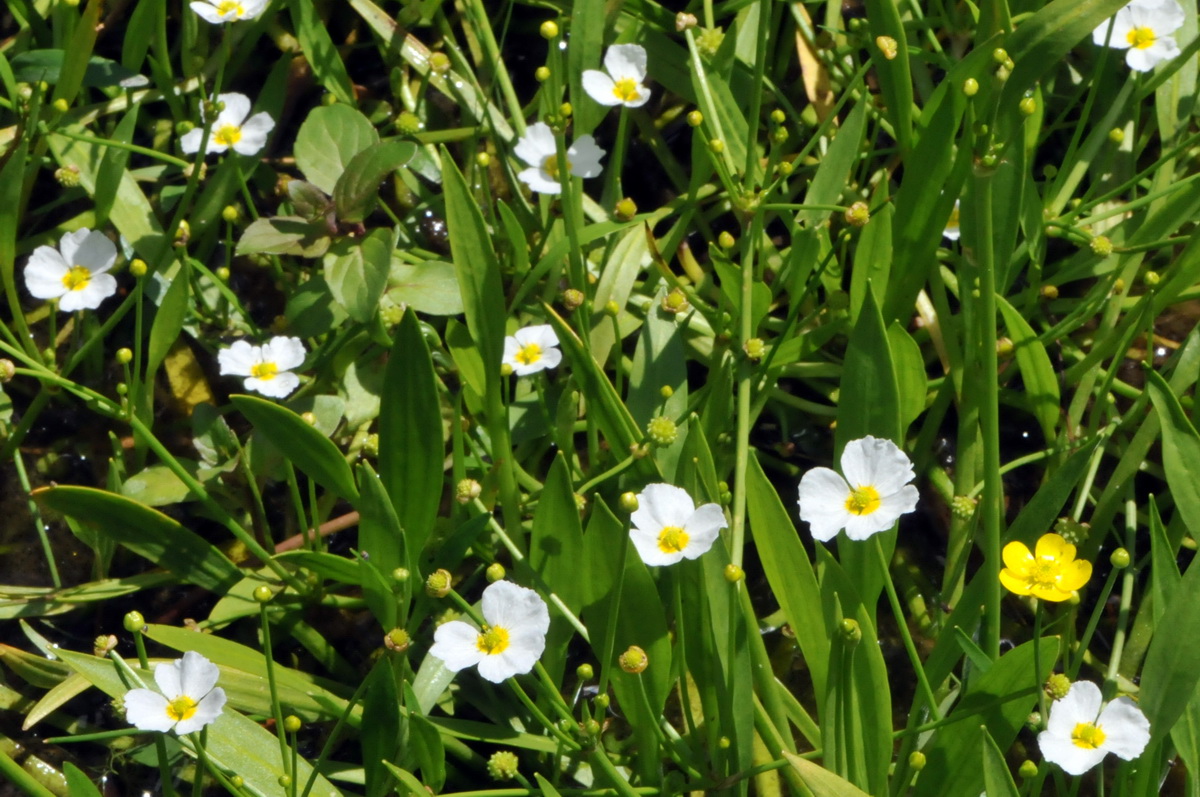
left=1110, top=548, right=1131, bottom=569
left=476, top=151, right=492, bottom=167
left=1041, top=284, right=1059, bottom=300
left=620, top=492, right=639, bottom=512
left=116, top=348, right=133, bottom=365
left=54, top=165, right=81, bottom=187
left=1019, top=760, right=1039, bottom=779
left=604, top=300, right=620, bottom=317
left=876, top=36, right=898, bottom=60
left=253, top=585, right=273, bottom=603
left=908, top=751, right=926, bottom=771
left=708, top=138, right=725, bottom=154
left=594, top=693, right=610, bottom=709
left=123, top=611, right=145, bottom=632
left=486, top=562, right=506, bottom=582
left=221, top=205, right=241, bottom=224
left=425, top=568, right=452, bottom=597
left=1143, top=270, right=1160, bottom=287
left=1019, top=96, right=1037, bottom=116
left=724, top=564, right=743, bottom=583
left=676, top=11, right=698, bottom=31
left=844, top=201, right=870, bottom=227
left=576, top=663, right=594, bottom=679
left=614, top=197, right=637, bottom=221
left=772, top=127, right=788, bottom=144
left=839, top=617, right=862, bottom=644
left=539, top=20, right=559, bottom=39
left=535, top=66, right=551, bottom=82
left=428, top=52, right=451, bottom=74
left=0, top=360, right=14, bottom=382
left=1108, top=127, right=1125, bottom=144
left=776, top=160, right=794, bottom=176
left=560, top=102, right=573, bottom=118
left=174, top=219, right=190, bottom=245
left=392, top=567, right=410, bottom=582
left=659, top=385, right=674, bottom=399
left=718, top=231, right=736, bottom=249
left=962, top=78, right=979, bottom=97
left=93, top=635, right=118, bottom=657
left=456, top=478, right=482, bottom=504
left=283, top=715, right=302, bottom=733
left=561, top=288, right=585, bottom=311
left=619, top=645, right=648, bottom=673
left=996, top=336, right=1014, bottom=359
left=362, top=433, right=380, bottom=457
left=300, top=411, right=317, bottom=426
left=687, top=110, right=703, bottom=127
left=52, top=98, right=70, bottom=112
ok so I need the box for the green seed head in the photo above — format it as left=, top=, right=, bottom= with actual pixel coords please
left=1045, top=673, right=1072, bottom=700
left=619, top=645, right=648, bottom=673
left=647, top=416, right=678, bottom=446
left=425, top=568, right=452, bottom=598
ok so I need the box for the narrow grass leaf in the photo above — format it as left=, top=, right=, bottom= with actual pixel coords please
left=860, top=0, right=912, bottom=151
left=1139, top=549, right=1200, bottom=742
left=980, top=725, right=1020, bottom=797
left=996, top=294, right=1060, bottom=442
left=781, top=751, right=872, bottom=797
left=363, top=657, right=402, bottom=797
left=356, top=462, right=406, bottom=627
left=286, top=0, right=356, bottom=105
left=1144, top=369, right=1200, bottom=535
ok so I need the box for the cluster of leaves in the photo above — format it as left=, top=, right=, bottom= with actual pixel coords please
left=2, top=0, right=1200, bottom=794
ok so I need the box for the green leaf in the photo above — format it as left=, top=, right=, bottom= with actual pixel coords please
left=801, top=100, right=867, bottom=228
left=356, top=462, right=405, bottom=628
left=861, top=0, right=912, bottom=151
left=92, top=105, right=140, bottom=229
left=33, top=486, right=240, bottom=593
left=294, top=104, right=380, bottom=194
left=10, top=50, right=149, bottom=89
left=324, top=229, right=391, bottom=323
left=1140, top=552, right=1200, bottom=742
left=231, top=394, right=360, bottom=503
left=782, top=752, right=872, bottom=797
left=235, top=216, right=331, bottom=258
left=1144, top=369, right=1200, bottom=535
left=363, top=657, right=402, bottom=797
left=286, top=0, right=356, bottom=105
left=333, top=140, right=417, bottom=223
left=981, top=726, right=1021, bottom=797
left=403, top=683, right=446, bottom=793
left=997, top=294, right=1060, bottom=442
left=888, top=321, right=927, bottom=436
left=378, top=309, right=443, bottom=561
left=63, top=763, right=103, bottom=797
left=146, top=259, right=189, bottom=378
left=49, top=0, right=101, bottom=108
left=566, top=0, right=607, bottom=134
left=387, top=259, right=464, bottom=316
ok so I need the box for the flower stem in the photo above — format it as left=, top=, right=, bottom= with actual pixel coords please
left=875, top=537, right=942, bottom=721
left=1033, top=601, right=1048, bottom=727
left=258, top=600, right=291, bottom=775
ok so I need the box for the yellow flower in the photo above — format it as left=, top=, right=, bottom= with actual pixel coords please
left=1000, top=533, right=1092, bottom=602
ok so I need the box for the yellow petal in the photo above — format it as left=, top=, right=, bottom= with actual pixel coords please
left=1002, top=541, right=1035, bottom=573
left=1031, top=583, right=1072, bottom=602
left=999, top=569, right=1032, bottom=596
left=1057, top=559, right=1093, bottom=592
left=1035, top=533, right=1074, bottom=563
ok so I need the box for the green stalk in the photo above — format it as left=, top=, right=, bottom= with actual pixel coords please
left=1033, top=601, right=1048, bottom=726
left=1104, top=495, right=1138, bottom=690
left=258, top=599, right=291, bottom=775
left=0, top=748, right=57, bottom=797
left=875, top=537, right=942, bottom=720
left=602, top=108, right=631, bottom=209
left=1068, top=566, right=1122, bottom=679
left=730, top=208, right=765, bottom=568
left=595, top=520, right=631, bottom=720
left=14, top=452, right=60, bottom=588
left=461, top=0, right=526, bottom=136
left=742, top=0, right=773, bottom=186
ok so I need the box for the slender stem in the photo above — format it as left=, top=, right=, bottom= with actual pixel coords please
left=1033, top=601, right=1048, bottom=726
left=1105, top=495, right=1138, bottom=688
left=44, top=127, right=190, bottom=167
left=14, top=451, right=61, bottom=588
left=603, top=108, right=631, bottom=208
left=875, top=537, right=943, bottom=721
left=0, top=748, right=57, bottom=797
left=258, top=600, right=291, bottom=774
left=731, top=209, right=765, bottom=569
left=595, top=519, right=631, bottom=719
left=1068, top=566, right=1122, bottom=679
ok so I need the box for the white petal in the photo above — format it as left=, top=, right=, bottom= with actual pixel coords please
left=797, top=467, right=852, bottom=541
left=517, top=166, right=562, bottom=195
left=514, top=324, right=558, bottom=349
left=1126, top=46, right=1161, bottom=71
left=567, top=136, right=606, bottom=179
left=1047, top=682, right=1103, bottom=736
left=536, top=347, right=562, bottom=370
left=582, top=70, right=623, bottom=106
left=1039, top=728, right=1107, bottom=775
left=233, top=112, right=275, bottom=155
left=485, top=630, right=545, bottom=681
left=681, top=503, right=726, bottom=558
left=430, top=621, right=486, bottom=672
left=246, top=372, right=299, bottom=398
left=241, top=0, right=269, bottom=19
left=190, top=2, right=225, bottom=23
left=215, top=93, right=252, bottom=126
left=71, top=231, right=118, bottom=273
left=841, top=436, right=915, bottom=495
left=218, top=341, right=261, bottom=376
left=604, top=44, right=648, bottom=82
left=179, top=128, right=205, bottom=154
left=633, top=483, right=695, bottom=532
left=57, top=229, right=93, bottom=266
left=60, top=273, right=117, bottom=311
left=153, top=659, right=184, bottom=699
left=24, top=248, right=70, bottom=300
left=262, top=336, right=306, bottom=370
left=629, top=526, right=685, bottom=566
left=174, top=687, right=226, bottom=734
left=621, top=85, right=651, bottom=109
left=1097, top=697, right=1151, bottom=761
left=177, top=651, right=220, bottom=699
left=481, top=581, right=550, bottom=635
left=514, top=123, right=556, bottom=167
left=124, top=689, right=176, bottom=732
left=476, top=653, right=519, bottom=683
left=842, top=510, right=898, bottom=541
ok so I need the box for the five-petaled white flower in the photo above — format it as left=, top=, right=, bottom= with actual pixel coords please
left=582, top=44, right=652, bottom=108
left=124, top=651, right=227, bottom=735
left=1039, top=681, right=1150, bottom=776
left=218, top=336, right=306, bottom=398
left=180, top=93, right=275, bottom=157
left=502, top=324, right=562, bottom=376
left=629, top=483, right=726, bottom=566
left=430, top=581, right=550, bottom=683
left=1092, top=0, right=1185, bottom=72
left=797, top=436, right=920, bottom=542
left=190, top=0, right=268, bottom=23
left=24, top=229, right=119, bottom=313
left=514, top=122, right=605, bottom=195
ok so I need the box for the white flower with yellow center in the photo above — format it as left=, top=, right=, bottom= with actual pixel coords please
left=24, top=229, right=119, bottom=313
left=629, top=483, right=726, bottom=566
left=430, top=581, right=550, bottom=683
left=943, top=199, right=961, bottom=241
left=218, top=336, right=306, bottom=398
left=190, top=0, right=267, bottom=23
left=513, top=122, right=605, bottom=195
left=180, top=93, right=275, bottom=157
left=1038, top=681, right=1150, bottom=775
left=502, top=324, right=562, bottom=376
left=797, top=436, right=919, bottom=542
left=1092, top=0, right=1185, bottom=72
left=124, top=651, right=227, bottom=735
left=582, top=44, right=652, bottom=108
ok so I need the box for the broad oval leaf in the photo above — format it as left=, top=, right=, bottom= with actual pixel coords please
left=333, top=140, right=417, bottom=223
left=323, top=229, right=391, bottom=323
left=294, top=103, right=379, bottom=193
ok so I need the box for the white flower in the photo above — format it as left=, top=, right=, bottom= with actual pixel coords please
left=190, top=0, right=268, bottom=23
left=1038, top=681, right=1150, bottom=775
left=180, top=93, right=275, bottom=157
left=429, top=581, right=550, bottom=683
left=218, top=336, right=306, bottom=398
left=629, top=483, right=726, bottom=566
left=797, top=436, right=919, bottom=542
left=514, top=122, right=605, bottom=195
left=582, top=44, right=651, bottom=108
left=502, top=324, right=562, bottom=376
left=1092, top=0, right=1185, bottom=72
left=943, top=200, right=961, bottom=241
left=124, top=651, right=227, bottom=735
left=24, top=229, right=119, bottom=312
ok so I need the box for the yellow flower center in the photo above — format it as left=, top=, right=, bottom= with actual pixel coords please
left=612, top=77, right=641, bottom=103
left=657, top=525, right=689, bottom=554
left=845, top=485, right=881, bottom=516
left=476, top=626, right=510, bottom=655
left=540, top=155, right=572, bottom=181
left=213, top=124, right=243, bottom=148
left=250, top=361, right=278, bottom=380
left=1071, top=721, right=1106, bottom=749
left=166, top=695, right=198, bottom=722
left=1126, top=26, right=1157, bottom=49
left=61, top=265, right=91, bottom=292
left=515, top=343, right=542, bottom=366
left=1031, top=559, right=1061, bottom=588
left=217, top=0, right=246, bottom=17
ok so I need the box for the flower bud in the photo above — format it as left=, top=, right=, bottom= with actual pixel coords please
left=456, top=478, right=482, bottom=504
left=384, top=628, right=410, bottom=652
left=129, top=259, right=148, bottom=278
left=743, top=338, right=766, bottom=361
left=52, top=98, right=70, bottom=112
left=123, top=611, right=145, bottom=632
left=1108, top=127, right=1124, bottom=144
left=1110, top=547, right=1131, bottom=569
left=718, top=736, right=731, bottom=749
left=604, top=300, right=620, bottom=317
left=501, top=362, right=514, bottom=377
left=776, top=160, right=794, bottom=177
left=283, top=715, right=302, bottom=733
left=962, top=78, right=979, bottom=97
left=1041, top=284, right=1059, bottom=300
left=1090, top=236, right=1113, bottom=256
left=584, top=718, right=601, bottom=735
left=216, top=267, right=231, bottom=282
left=992, top=47, right=1009, bottom=64
left=425, top=568, right=452, bottom=598
left=277, top=775, right=292, bottom=788
left=844, top=201, right=870, bottom=227
left=620, top=492, right=639, bottom=513
left=487, top=750, right=520, bottom=780
left=476, top=152, right=492, bottom=168
left=661, top=288, right=689, bottom=314
left=392, top=567, right=410, bottom=582
left=619, top=645, right=648, bottom=673
left=174, top=219, right=190, bottom=246
left=429, top=52, right=451, bottom=74
left=540, top=20, right=559, bottom=39
left=253, top=585, right=273, bottom=603
left=221, top=205, right=241, bottom=224
left=576, top=663, right=594, bottom=679
left=300, top=411, right=317, bottom=426
left=996, top=337, right=1014, bottom=359
left=594, top=693, right=610, bottom=709
left=708, top=138, right=725, bottom=154
left=1019, top=760, right=1039, bottom=779
left=486, top=562, right=506, bottom=582
left=659, top=385, right=674, bottom=399
left=614, top=197, right=638, bottom=221
left=114, top=347, right=133, bottom=365
left=770, top=108, right=786, bottom=124
left=1019, top=96, right=1037, bottom=116
left=676, top=11, right=698, bottom=31
left=687, top=110, right=703, bottom=127
left=54, top=165, right=81, bottom=188
left=724, top=564, right=744, bottom=583
left=561, top=287, right=585, bottom=312
left=1054, top=517, right=1089, bottom=545
left=647, top=416, right=678, bottom=446
left=535, top=66, right=551, bottom=82
left=1045, top=673, right=1072, bottom=700
left=718, top=231, right=736, bottom=250
left=772, top=127, right=789, bottom=144
left=839, top=617, right=862, bottom=644
left=876, top=35, right=898, bottom=60
left=908, top=751, right=926, bottom=771
left=1143, top=270, right=1160, bottom=287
